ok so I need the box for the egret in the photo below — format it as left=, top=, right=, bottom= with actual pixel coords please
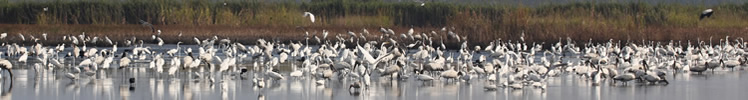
left=303, top=12, right=315, bottom=23
left=157, top=37, right=164, bottom=47
left=18, top=52, right=28, bottom=63
left=0, top=33, right=6, bottom=39
left=42, top=33, right=47, bottom=40
left=104, top=36, right=113, bottom=45
left=18, top=33, right=25, bottom=41
left=166, top=42, right=183, bottom=57
left=193, top=37, right=201, bottom=45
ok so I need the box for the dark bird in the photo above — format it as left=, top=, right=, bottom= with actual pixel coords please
left=139, top=20, right=156, bottom=33
left=700, top=9, right=713, bottom=20
left=129, top=78, right=136, bottom=84
left=129, top=77, right=136, bottom=91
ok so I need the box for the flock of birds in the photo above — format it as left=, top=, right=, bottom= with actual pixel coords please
left=0, top=9, right=735, bottom=98
left=0, top=24, right=747, bottom=95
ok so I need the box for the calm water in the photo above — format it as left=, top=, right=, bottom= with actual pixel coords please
left=3, top=68, right=748, bottom=100
left=0, top=44, right=747, bottom=100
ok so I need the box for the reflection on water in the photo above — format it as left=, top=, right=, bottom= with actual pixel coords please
left=0, top=44, right=747, bottom=100
left=1, top=68, right=748, bottom=100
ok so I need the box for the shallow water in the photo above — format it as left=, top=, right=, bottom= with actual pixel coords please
left=3, top=69, right=748, bottom=100
left=1, top=44, right=748, bottom=100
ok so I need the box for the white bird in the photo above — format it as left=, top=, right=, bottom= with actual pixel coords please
left=193, top=37, right=201, bottom=45
left=168, top=57, right=181, bottom=76
left=119, top=54, right=131, bottom=69
left=104, top=36, right=113, bottom=45
left=290, top=70, right=303, bottom=78
left=218, top=57, right=234, bottom=72
left=18, top=52, right=29, bottom=63
left=157, top=37, right=164, bottom=47
left=0, top=59, right=13, bottom=80
left=154, top=55, right=165, bottom=74
left=303, top=12, right=316, bottom=23
left=125, top=40, right=132, bottom=46
left=323, top=30, right=329, bottom=39
left=90, top=36, right=99, bottom=44
left=0, top=33, right=6, bottom=39
left=18, top=33, right=25, bottom=41
left=84, top=48, right=98, bottom=57
left=183, top=53, right=194, bottom=69
left=166, top=42, right=182, bottom=56
left=188, top=58, right=201, bottom=69
left=100, top=56, right=114, bottom=69
left=266, top=69, right=284, bottom=80
left=416, top=71, right=434, bottom=81
left=42, top=33, right=48, bottom=40
left=79, top=58, right=96, bottom=68
left=363, top=72, right=371, bottom=86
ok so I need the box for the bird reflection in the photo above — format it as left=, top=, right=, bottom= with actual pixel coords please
left=220, top=81, right=229, bottom=100
left=1, top=91, right=10, bottom=100
left=183, top=81, right=194, bottom=100
left=119, top=85, right=131, bottom=100
left=258, top=94, right=265, bottom=100
left=168, top=80, right=180, bottom=100
left=1, top=78, right=12, bottom=100
left=129, top=78, right=135, bottom=91
left=65, top=81, right=78, bottom=91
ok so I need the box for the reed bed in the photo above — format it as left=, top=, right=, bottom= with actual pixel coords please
left=1, top=0, right=747, bottom=46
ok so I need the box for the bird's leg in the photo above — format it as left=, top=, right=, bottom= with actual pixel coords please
left=4, top=68, right=13, bottom=83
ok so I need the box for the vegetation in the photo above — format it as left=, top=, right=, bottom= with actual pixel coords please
left=1, top=0, right=748, bottom=45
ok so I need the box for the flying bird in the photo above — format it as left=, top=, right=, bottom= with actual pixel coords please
left=303, top=12, right=316, bottom=23
left=139, top=20, right=156, bottom=33
left=700, top=9, right=713, bottom=20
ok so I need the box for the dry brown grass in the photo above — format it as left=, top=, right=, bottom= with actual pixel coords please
left=1, top=24, right=746, bottom=48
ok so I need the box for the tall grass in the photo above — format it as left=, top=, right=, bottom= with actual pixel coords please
left=1, top=0, right=748, bottom=45
left=2, top=1, right=747, bottom=27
